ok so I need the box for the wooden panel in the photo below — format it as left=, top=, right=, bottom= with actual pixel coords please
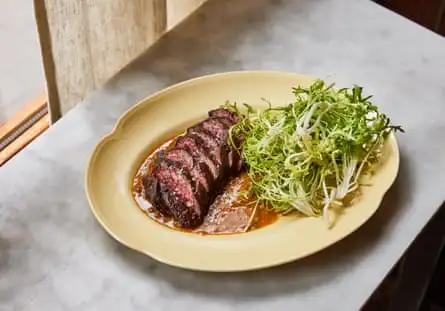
left=35, top=0, right=167, bottom=121
left=0, top=116, right=49, bottom=166
left=0, top=93, right=47, bottom=141
left=385, top=0, right=444, bottom=31
left=35, top=0, right=208, bottom=122
left=86, top=0, right=167, bottom=87
left=167, top=0, right=207, bottom=30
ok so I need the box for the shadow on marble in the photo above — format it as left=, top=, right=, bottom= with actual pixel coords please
left=101, top=150, right=412, bottom=300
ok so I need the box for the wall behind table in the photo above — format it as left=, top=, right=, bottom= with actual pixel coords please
left=34, top=0, right=207, bottom=122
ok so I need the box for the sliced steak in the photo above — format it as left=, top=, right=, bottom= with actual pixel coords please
left=143, top=108, right=245, bottom=228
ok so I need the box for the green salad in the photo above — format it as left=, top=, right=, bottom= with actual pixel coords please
left=225, top=79, right=403, bottom=224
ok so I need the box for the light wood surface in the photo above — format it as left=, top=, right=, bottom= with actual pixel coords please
left=0, top=93, right=48, bottom=166
left=0, top=91, right=49, bottom=166
left=166, top=0, right=207, bottom=30
left=0, top=93, right=47, bottom=142
left=0, top=116, right=49, bottom=166
left=35, top=0, right=207, bottom=122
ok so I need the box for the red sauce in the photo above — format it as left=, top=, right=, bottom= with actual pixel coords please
left=132, top=135, right=278, bottom=234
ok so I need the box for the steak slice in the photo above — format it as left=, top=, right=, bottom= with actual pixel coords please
left=188, top=119, right=235, bottom=168
left=209, top=108, right=241, bottom=124
left=202, top=117, right=244, bottom=173
left=199, top=118, right=231, bottom=144
left=188, top=130, right=225, bottom=169
left=165, top=147, right=208, bottom=190
left=208, top=110, right=244, bottom=170
left=165, top=147, right=211, bottom=207
left=175, top=136, right=217, bottom=181
left=211, top=116, right=233, bottom=128
left=151, top=160, right=204, bottom=227
left=199, top=118, right=235, bottom=174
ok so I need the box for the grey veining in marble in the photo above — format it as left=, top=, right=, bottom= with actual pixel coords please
left=2, top=0, right=445, bottom=310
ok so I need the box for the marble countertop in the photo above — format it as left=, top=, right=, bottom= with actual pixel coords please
left=2, top=0, right=445, bottom=310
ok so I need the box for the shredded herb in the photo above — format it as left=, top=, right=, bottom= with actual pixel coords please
left=224, top=80, right=403, bottom=225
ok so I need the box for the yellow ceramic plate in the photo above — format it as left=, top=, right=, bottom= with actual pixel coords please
left=86, top=71, right=399, bottom=272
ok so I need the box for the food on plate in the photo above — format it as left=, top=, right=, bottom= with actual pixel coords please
left=140, top=108, right=246, bottom=228
left=133, top=79, right=403, bottom=233
left=133, top=134, right=278, bottom=234
left=226, top=79, right=403, bottom=225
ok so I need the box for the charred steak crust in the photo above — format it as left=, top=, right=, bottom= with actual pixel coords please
left=143, top=108, right=244, bottom=228
left=142, top=175, right=171, bottom=217
left=208, top=109, right=241, bottom=124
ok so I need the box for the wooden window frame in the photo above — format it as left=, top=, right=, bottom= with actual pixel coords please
left=0, top=94, right=49, bottom=166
